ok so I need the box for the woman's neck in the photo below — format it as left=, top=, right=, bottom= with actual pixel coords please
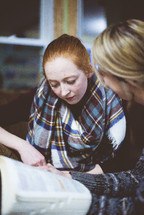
left=69, top=79, right=91, bottom=118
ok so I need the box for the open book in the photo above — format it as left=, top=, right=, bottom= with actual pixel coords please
left=0, top=156, right=92, bottom=215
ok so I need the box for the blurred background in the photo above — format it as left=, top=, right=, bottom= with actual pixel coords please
left=0, top=0, right=144, bottom=90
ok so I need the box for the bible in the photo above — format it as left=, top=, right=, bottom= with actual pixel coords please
left=0, top=156, right=92, bottom=215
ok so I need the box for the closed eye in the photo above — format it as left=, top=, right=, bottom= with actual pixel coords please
left=66, top=79, right=76, bottom=85
left=49, top=78, right=76, bottom=88
left=49, top=82, right=59, bottom=88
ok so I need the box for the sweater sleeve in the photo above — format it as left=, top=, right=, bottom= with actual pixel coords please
left=87, top=194, right=135, bottom=215
left=71, top=148, right=144, bottom=197
left=87, top=178, right=144, bottom=215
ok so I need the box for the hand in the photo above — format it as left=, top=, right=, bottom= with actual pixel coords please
left=38, top=163, right=72, bottom=179
left=87, top=164, right=103, bottom=174
left=18, top=140, right=46, bottom=166
left=0, top=127, right=47, bottom=167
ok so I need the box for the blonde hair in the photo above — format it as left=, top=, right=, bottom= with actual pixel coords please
left=92, top=19, right=144, bottom=88
left=43, top=34, right=92, bottom=75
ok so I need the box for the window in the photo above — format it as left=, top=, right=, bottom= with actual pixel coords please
left=0, top=0, right=53, bottom=89
left=0, top=0, right=54, bottom=47
left=80, top=0, right=107, bottom=49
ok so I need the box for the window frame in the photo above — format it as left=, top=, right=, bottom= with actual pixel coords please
left=0, top=0, right=54, bottom=48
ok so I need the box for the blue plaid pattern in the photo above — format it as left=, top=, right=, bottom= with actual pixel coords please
left=27, top=73, right=126, bottom=171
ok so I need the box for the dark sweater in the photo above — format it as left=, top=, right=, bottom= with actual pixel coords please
left=71, top=102, right=144, bottom=214
left=71, top=148, right=144, bottom=214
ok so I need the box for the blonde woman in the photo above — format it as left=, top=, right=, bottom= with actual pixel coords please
left=45, top=20, right=144, bottom=214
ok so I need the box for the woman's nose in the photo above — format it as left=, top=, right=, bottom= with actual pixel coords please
left=60, top=85, right=70, bottom=97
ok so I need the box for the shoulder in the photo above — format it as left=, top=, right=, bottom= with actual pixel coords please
left=34, top=78, right=52, bottom=106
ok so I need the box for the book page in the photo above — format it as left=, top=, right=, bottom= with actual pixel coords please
left=5, top=156, right=90, bottom=195
left=0, top=156, right=92, bottom=215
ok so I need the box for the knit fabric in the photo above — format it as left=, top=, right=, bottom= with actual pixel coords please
left=71, top=148, right=144, bottom=214
left=26, top=73, right=126, bottom=171
left=87, top=194, right=135, bottom=215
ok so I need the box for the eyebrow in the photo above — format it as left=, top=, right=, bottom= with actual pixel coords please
left=48, top=79, right=57, bottom=82
left=48, top=76, right=77, bottom=82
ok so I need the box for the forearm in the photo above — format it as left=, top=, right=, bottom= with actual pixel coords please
left=0, top=127, right=47, bottom=166
left=0, top=127, right=26, bottom=153
left=71, top=170, right=140, bottom=197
